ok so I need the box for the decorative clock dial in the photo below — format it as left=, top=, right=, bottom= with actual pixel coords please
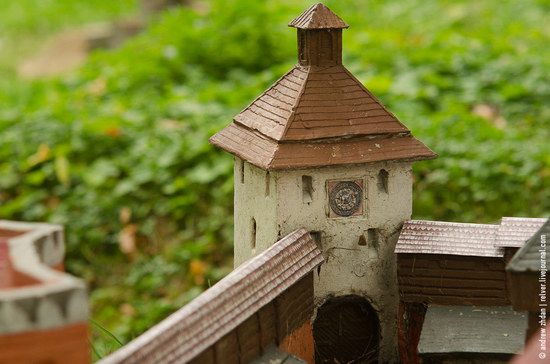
left=328, top=180, right=363, bottom=217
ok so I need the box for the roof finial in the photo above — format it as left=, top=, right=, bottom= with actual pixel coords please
left=289, top=3, right=349, bottom=30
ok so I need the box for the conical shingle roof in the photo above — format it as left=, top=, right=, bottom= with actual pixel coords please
left=233, top=65, right=411, bottom=141
left=210, top=4, right=436, bottom=170
left=289, top=3, right=348, bottom=29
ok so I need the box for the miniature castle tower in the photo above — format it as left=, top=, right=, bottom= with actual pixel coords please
left=210, top=3, right=436, bottom=362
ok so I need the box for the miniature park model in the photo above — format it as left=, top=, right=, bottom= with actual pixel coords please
left=0, top=3, right=548, bottom=364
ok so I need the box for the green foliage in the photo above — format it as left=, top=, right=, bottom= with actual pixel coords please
left=0, top=0, right=137, bottom=88
left=0, top=0, right=136, bottom=35
left=0, top=0, right=549, bottom=360
left=329, top=0, right=550, bottom=221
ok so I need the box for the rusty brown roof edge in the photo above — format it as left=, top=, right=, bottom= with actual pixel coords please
left=279, top=131, right=414, bottom=144
left=208, top=129, right=273, bottom=170
left=266, top=150, right=437, bottom=171
left=211, top=123, right=437, bottom=171
left=98, top=229, right=323, bottom=364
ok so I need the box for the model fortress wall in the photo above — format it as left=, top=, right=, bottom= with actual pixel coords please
left=210, top=3, right=436, bottom=361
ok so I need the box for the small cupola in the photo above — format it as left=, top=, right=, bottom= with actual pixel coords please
left=210, top=3, right=436, bottom=171
left=289, top=3, right=349, bottom=66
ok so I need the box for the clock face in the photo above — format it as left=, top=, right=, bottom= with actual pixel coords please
left=328, top=180, right=363, bottom=217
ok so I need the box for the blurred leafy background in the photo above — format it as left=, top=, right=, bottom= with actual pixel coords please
left=0, top=0, right=548, bottom=360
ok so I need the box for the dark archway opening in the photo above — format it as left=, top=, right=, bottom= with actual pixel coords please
left=313, top=295, right=380, bottom=364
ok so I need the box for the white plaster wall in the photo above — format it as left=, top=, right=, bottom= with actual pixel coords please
left=232, top=159, right=412, bottom=362
left=233, top=158, right=278, bottom=267
left=274, top=162, right=412, bottom=364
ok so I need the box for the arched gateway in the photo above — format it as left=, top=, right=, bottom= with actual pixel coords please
left=313, top=295, right=380, bottom=364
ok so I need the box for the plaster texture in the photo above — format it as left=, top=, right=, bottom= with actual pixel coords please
left=233, top=158, right=278, bottom=264
left=233, top=159, right=413, bottom=363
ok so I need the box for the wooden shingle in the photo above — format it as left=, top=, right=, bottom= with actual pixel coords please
left=210, top=4, right=436, bottom=170
left=230, top=65, right=412, bottom=142
left=288, top=3, right=348, bottom=30
left=396, top=220, right=513, bottom=306
left=507, top=218, right=550, bottom=272
left=495, top=217, right=547, bottom=248
left=98, top=229, right=323, bottom=364
left=395, top=220, right=503, bottom=258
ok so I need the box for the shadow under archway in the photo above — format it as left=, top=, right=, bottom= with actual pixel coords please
left=313, top=295, right=380, bottom=364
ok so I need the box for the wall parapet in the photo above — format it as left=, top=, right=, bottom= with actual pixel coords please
left=0, top=220, right=88, bottom=334
left=99, top=228, right=323, bottom=364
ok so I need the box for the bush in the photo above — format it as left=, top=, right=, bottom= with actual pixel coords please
left=0, top=0, right=548, bottom=358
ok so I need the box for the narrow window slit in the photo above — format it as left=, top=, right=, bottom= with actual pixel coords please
left=240, top=160, right=245, bottom=184
left=265, top=171, right=270, bottom=196
left=302, top=175, right=313, bottom=203
left=298, top=30, right=307, bottom=63
left=310, top=231, right=322, bottom=248
left=377, top=169, right=389, bottom=193
left=367, top=228, right=379, bottom=259
left=251, top=218, right=257, bottom=249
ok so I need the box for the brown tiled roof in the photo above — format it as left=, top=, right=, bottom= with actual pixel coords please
left=213, top=123, right=434, bottom=170
left=233, top=66, right=306, bottom=140
left=211, top=4, right=436, bottom=170
left=234, top=65, right=410, bottom=142
left=98, top=229, right=323, bottom=364
left=288, top=3, right=348, bottom=29
left=395, top=220, right=503, bottom=258
left=210, top=65, right=436, bottom=170
left=494, top=216, right=547, bottom=248
left=507, top=218, right=550, bottom=272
